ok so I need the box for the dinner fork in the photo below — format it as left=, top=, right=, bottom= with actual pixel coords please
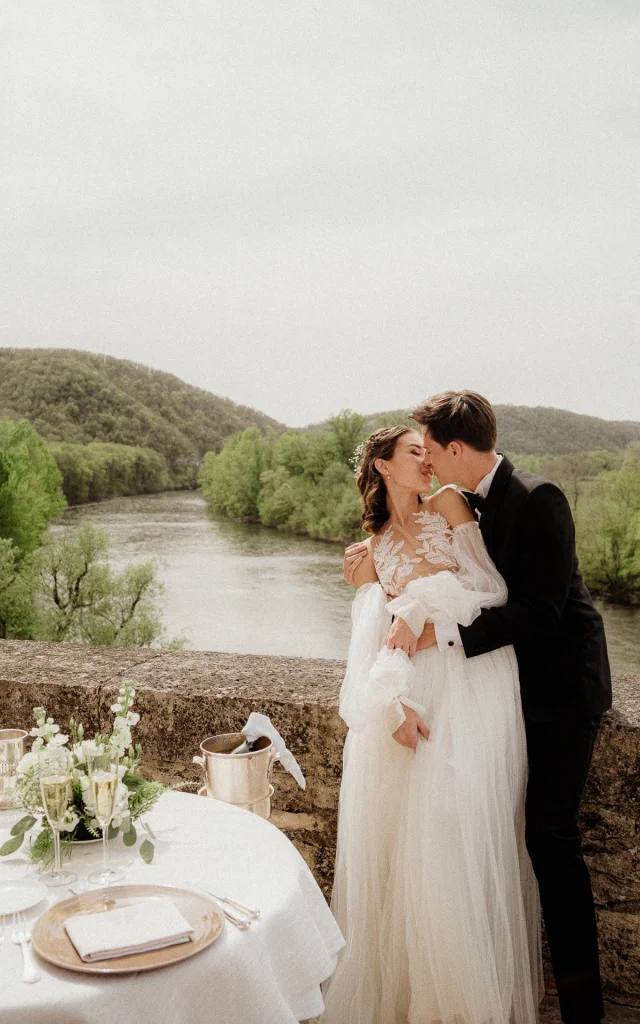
left=11, top=911, right=41, bottom=983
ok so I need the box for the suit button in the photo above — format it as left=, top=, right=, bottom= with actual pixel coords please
left=448, top=641, right=454, bottom=647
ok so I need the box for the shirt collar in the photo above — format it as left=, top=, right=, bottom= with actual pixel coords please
left=475, top=454, right=503, bottom=498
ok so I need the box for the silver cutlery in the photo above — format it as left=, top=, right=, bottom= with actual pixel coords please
left=197, top=887, right=255, bottom=930
left=213, top=894, right=260, bottom=920
left=11, top=911, right=41, bottom=983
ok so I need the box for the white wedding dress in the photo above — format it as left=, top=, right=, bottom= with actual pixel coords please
left=321, top=509, right=543, bottom=1024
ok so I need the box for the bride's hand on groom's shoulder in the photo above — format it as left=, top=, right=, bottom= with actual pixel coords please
left=392, top=706, right=430, bottom=752
left=343, top=542, right=368, bottom=585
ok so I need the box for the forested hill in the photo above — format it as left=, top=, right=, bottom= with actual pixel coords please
left=309, top=404, right=640, bottom=456
left=494, top=405, right=640, bottom=455
left=0, top=349, right=284, bottom=474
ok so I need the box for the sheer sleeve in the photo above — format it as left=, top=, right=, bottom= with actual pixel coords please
left=339, top=582, right=424, bottom=733
left=385, top=522, right=507, bottom=636
left=451, top=521, right=508, bottom=604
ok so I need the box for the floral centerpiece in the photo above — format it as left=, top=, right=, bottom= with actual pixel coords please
left=0, top=681, right=169, bottom=865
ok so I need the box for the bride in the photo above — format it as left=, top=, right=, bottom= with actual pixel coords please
left=321, top=426, right=543, bottom=1024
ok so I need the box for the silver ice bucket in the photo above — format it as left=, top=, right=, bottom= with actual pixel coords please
left=0, top=729, right=28, bottom=810
left=193, top=732, right=280, bottom=819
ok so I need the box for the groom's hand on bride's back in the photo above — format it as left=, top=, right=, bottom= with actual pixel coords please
left=343, top=542, right=368, bottom=585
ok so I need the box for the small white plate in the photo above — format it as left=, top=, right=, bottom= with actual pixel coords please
left=0, top=879, right=48, bottom=915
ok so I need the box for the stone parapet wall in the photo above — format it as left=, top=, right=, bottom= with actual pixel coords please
left=0, top=641, right=638, bottom=1006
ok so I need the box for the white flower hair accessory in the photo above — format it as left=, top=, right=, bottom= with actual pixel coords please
left=350, top=441, right=366, bottom=478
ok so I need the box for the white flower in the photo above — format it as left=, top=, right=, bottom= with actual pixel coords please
left=50, top=732, right=69, bottom=747
left=111, top=782, right=131, bottom=828
left=111, top=718, right=132, bottom=756
left=17, top=751, right=38, bottom=774
left=126, top=712, right=140, bottom=727
left=110, top=703, right=122, bottom=713
left=81, top=739, right=105, bottom=761
left=60, top=807, right=80, bottom=832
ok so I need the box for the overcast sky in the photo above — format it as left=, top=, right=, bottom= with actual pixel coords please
left=2, top=0, right=639, bottom=426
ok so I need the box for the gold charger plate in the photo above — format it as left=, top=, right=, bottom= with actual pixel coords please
left=31, top=884, right=225, bottom=975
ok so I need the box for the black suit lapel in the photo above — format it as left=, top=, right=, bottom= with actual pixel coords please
left=478, top=455, right=513, bottom=554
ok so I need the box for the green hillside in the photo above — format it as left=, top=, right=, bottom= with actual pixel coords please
left=0, top=349, right=284, bottom=478
left=494, top=405, right=640, bottom=455
left=309, top=405, right=640, bottom=456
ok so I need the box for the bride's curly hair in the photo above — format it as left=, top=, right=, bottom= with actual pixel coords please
left=356, top=426, right=415, bottom=534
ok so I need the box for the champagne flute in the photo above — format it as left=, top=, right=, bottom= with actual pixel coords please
left=38, top=747, right=77, bottom=887
left=87, top=752, right=124, bottom=886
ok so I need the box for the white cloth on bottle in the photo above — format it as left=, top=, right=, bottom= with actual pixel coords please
left=322, top=520, right=543, bottom=1024
left=241, top=712, right=306, bottom=789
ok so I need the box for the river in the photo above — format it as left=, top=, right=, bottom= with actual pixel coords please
left=54, top=491, right=640, bottom=675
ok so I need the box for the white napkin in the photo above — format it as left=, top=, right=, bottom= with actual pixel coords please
left=64, top=897, right=195, bottom=962
left=241, top=712, right=306, bottom=790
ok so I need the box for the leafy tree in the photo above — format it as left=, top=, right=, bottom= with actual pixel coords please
left=0, top=420, right=66, bottom=555
left=198, top=427, right=274, bottom=519
left=576, top=454, right=640, bottom=602
left=0, top=540, right=37, bottom=639
left=541, top=453, right=604, bottom=513
left=327, top=410, right=367, bottom=467
left=32, top=524, right=170, bottom=646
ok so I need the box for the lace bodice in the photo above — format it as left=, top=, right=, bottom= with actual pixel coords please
left=373, top=508, right=459, bottom=597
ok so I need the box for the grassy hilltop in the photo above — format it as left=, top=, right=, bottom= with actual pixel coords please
left=0, top=348, right=284, bottom=477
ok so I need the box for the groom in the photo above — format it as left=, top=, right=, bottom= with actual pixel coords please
left=344, top=391, right=611, bottom=1024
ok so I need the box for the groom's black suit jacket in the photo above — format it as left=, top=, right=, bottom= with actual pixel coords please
left=459, top=456, right=612, bottom=722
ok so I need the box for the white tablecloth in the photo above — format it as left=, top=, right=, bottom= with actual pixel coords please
left=0, top=791, right=344, bottom=1024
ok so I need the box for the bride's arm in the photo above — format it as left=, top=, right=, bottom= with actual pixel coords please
left=349, top=536, right=378, bottom=588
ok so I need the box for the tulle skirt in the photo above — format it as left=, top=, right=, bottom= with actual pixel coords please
left=321, top=643, right=543, bottom=1024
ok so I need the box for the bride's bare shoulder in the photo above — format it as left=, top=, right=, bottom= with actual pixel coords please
left=427, top=485, right=475, bottom=528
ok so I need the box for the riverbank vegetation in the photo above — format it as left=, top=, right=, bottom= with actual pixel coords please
left=200, top=418, right=640, bottom=604
left=49, top=442, right=170, bottom=506
left=0, top=418, right=175, bottom=645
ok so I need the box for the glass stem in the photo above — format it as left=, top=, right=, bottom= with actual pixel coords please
left=102, top=823, right=108, bottom=874
left=53, top=829, right=61, bottom=875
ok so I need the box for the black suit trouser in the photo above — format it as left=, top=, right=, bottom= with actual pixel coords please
left=524, top=716, right=604, bottom=1024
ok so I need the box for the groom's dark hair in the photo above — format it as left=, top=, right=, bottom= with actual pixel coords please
left=412, top=391, right=497, bottom=452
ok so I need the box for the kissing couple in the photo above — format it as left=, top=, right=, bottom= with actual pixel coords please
left=320, top=391, right=611, bottom=1024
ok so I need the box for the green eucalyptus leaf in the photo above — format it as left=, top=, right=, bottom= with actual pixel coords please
left=122, top=824, right=137, bottom=847
left=107, top=824, right=119, bottom=840
left=10, top=814, right=36, bottom=836
left=0, top=834, right=25, bottom=856
left=139, top=838, right=154, bottom=864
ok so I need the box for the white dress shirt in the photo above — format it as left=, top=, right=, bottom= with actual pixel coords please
left=434, top=456, right=503, bottom=652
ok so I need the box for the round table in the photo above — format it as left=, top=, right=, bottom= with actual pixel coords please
left=0, top=791, right=344, bottom=1024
